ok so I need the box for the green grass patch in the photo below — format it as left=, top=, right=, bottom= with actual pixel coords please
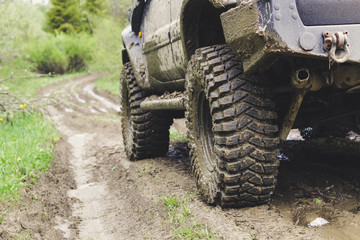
left=0, top=72, right=82, bottom=96
left=160, top=194, right=217, bottom=239
left=0, top=112, right=59, bottom=202
left=170, top=128, right=188, bottom=143
left=94, top=76, right=120, bottom=96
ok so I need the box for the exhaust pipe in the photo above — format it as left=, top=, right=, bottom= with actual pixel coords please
left=280, top=68, right=314, bottom=141
left=291, top=68, right=311, bottom=89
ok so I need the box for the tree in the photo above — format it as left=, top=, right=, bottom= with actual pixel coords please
left=46, top=0, right=83, bottom=34
left=84, top=0, right=107, bottom=16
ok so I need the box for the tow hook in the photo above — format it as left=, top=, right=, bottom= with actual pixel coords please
left=323, top=31, right=350, bottom=64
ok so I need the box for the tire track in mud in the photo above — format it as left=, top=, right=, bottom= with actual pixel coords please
left=41, top=73, right=360, bottom=240
left=45, top=73, right=121, bottom=239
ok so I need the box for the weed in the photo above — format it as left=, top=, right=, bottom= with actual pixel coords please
left=160, top=194, right=217, bottom=239
left=169, top=128, right=188, bottom=143
left=149, top=210, right=155, bottom=219
left=172, top=220, right=217, bottom=239
left=161, top=195, right=181, bottom=212
left=0, top=112, right=58, bottom=202
left=0, top=213, right=5, bottom=224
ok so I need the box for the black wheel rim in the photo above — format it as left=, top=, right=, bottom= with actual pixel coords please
left=198, top=92, right=215, bottom=171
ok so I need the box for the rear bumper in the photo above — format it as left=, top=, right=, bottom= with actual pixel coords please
left=221, top=0, right=360, bottom=73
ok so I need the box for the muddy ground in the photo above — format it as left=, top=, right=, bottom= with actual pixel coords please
left=1, top=73, right=360, bottom=239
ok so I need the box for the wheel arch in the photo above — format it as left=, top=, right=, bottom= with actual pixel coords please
left=180, top=0, right=228, bottom=63
left=121, top=25, right=151, bottom=90
left=122, top=48, right=130, bottom=65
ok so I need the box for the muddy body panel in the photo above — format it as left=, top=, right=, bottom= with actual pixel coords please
left=221, top=0, right=360, bottom=74
left=122, top=0, right=231, bottom=93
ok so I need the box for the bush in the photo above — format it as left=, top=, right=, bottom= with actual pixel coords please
left=28, top=38, right=68, bottom=74
left=27, top=34, right=94, bottom=74
left=62, top=34, right=93, bottom=72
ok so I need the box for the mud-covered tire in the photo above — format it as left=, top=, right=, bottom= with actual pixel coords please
left=120, top=63, right=173, bottom=160
left=185, top=45, right=280, bottom=207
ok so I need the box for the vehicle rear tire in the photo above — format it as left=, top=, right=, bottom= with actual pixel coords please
left=120, top=63, right=173, bottom=160
left=185, top=45, right=280, bottom=207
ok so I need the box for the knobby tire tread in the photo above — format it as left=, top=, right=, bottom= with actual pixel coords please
left=185, top=45, right=280, bottom=207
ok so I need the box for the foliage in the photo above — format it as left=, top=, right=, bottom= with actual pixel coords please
left=160, top=194, right=217, bottom=239
left=0, top=112, right=59, bottom=202
left=107, top=0, right=132, bottom=26
left=0, top=1, right=46, bottom=63
left=170, top=128, right=188, bottom=143
left=90, top=18, right=123, bottom=94
left=84, top=0, right=107, bottom=16
left=28, top=38, right=67, bottom=74
left=46, top=0, right=84, bottom=34
left=27, top=33, right=94, bottom=74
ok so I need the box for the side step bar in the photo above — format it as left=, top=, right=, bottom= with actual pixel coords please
left=140, top=93, right=185, bottom=110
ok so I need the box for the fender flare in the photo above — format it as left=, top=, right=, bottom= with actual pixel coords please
left=121, top=26, right=151, bottom=90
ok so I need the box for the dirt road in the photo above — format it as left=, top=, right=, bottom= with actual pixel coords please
left=1, top=73, right=360, bottom=239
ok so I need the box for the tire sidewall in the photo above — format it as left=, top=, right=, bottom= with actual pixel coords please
left=120, top=64, right=135, bottom=160
left=186, top=56, right=220, bottom=204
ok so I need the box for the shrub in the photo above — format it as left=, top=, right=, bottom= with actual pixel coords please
left=28, top=37, right=68, bottom=74
left=62, top=34, right=93, bottom=72
left=27, top=33, right=93, bottom=74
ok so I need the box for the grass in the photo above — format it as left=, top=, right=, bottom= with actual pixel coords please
left=169, top=128, right=188, bottom=143
left=0, top=72, right=84, bottom=96
left=0, top=69, right=66, bottom=203
left=160, top=194, right=217, bottom=239
left=94, top=76, right=120, bottom=96
left=0, top=112, right=59, bottom=202
left=0, top=212, right=5, bottom=223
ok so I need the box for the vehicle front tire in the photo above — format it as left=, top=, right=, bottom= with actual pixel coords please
left=120, top=62, right=173, bottom=160
left=185, top=45, right=280, bottom=207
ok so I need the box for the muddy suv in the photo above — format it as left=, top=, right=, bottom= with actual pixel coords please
left=120, top=0, right=360, bottom=207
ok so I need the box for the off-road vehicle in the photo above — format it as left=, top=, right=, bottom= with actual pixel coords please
left=120, top=0, right=360, bottom=207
